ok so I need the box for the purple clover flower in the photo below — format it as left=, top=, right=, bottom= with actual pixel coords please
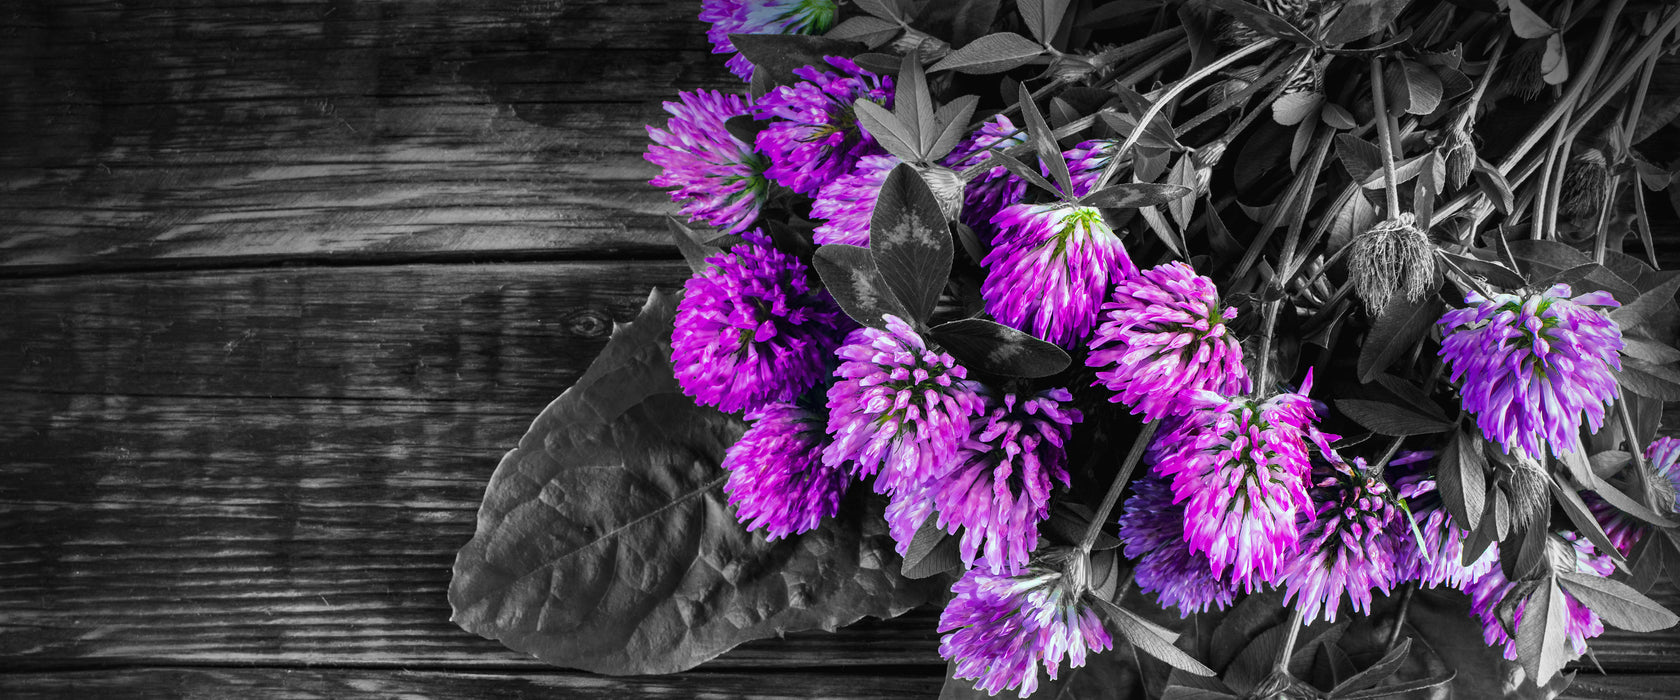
left=645, top=89, right=769, bottom=235
left=1590, top=436, right=1680, bottom=555
left=700, top=0, right=839, bottom=80
left=1439, top=283, right=1623, bottom=458
left=982, top=204, right=1137, bottom=346
left=672, top=233, right=848, bottom=413
left=944, top=116, right=1028, bottom=232
left=883, top=478, right=937, bottom=556
left=1392, top=472, right=1499, bottom=590
left=811, top=154, right=900, bottom=247
left=823, top=315, right=984, bottom=495
left=755, top=57, right=892, bottom=196
left=1279, top=458, right=1402, bottom=623
left=1087, top=261, right=1252, bottom=422
left=1119, top=472, right=1240, bottom=616
left=723, top=401, right=853, bottom=539
left=1148, top=374, right=1324, bottom=589
left=1467, top=532, right=1612, bottom=661
left=1063, top=139, right=1118, bottom=198
left=934, top=388, right=1081, bottom=575
left=939, top=557, right=1114, bottom=698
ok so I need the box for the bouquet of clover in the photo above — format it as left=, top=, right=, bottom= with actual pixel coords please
left=451, top=0, right=1680, bottom=697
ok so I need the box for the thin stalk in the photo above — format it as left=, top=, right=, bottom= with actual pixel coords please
left=1109, top=37, right=1193, bottom=88
left=1437, top=250, right=1498, bottom=299
left=1617, top=398, right=1653, bottom=489
left=1385, top=584, right=1416, bottom=651
left=1079, top=419, right=1161, bottom=553
left=1093, top=37, right=1280, bottom=192
left=1370, top=56, right=1403, bottom=218
left=1274, top=607, right=1305, bottom=673
left=1172, top=53, right=1291, bottom=137
left=1542, top=102, right=1580, bottom=240
left=1377, top=436, right=1407, bottom=471
left=1497, top=0, right=1629, bottom=176
left=1593, top=173, right=1622, bottom=263
left=1256, top=299, right=1283, bottom=392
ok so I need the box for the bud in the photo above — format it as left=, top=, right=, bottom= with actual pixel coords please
left=1190, top=139, right=1229, bottom=196
left=1499, top=39, right=1547, bottom=102
left=1443, top=115, right=1477, bottom=190
left=914, top=164, right=966, bottom=221
left=892, top=28, right=950, bottom=63
left=1348, top=213, right=1437, bottom=312
left=1504, top=454, right=1552, bottom=532
left=1560, top=147, right=1609, bottom=223
left=1209, top=65, right=1263, bottom=110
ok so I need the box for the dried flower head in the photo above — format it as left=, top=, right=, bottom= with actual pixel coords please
left=1500, top=39, right=1549, bottom=102
left=1209, top=65, right=1264, bottom=110
left=1444, top=113, right=1478, bottom=190
left=982, top=204, right=1137, bottom=346
left=700, top=0, right=840, bottom=80
left=1438, top=283, right=1624, bottom=458
left=938, top=550, right=1114, bottom=698
left=723, top=401, right=853, bottom=539
left=1215, top=0, right=1316, bottom=48
left=755, top=56, right=893, bottom=195
left=673, top=233, right=848, bottom=413
left=823, top=315, right=984, bottom=494
left=645, top=89, right=769, bottom=235
left=1560, top=147, right=1610, bottom=224
left=1086, top=261, right=1252, bottom=421
left=1349, top=213, right=1437, bottom=312
left=934, top=388, right=1080, bottom=575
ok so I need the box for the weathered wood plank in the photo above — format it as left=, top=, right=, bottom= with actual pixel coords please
left=0, top=261, right=690, bottom=401
left=0, top=0, right=737, bottom=273
left=0, top=667, right=949, bottom=699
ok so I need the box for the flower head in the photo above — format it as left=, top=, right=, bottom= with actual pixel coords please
left=1590, top=436, right=1680, bottom=554
left=1467, top=532, right=1613, bottom=662
left=1063, top=139, right=1118, bottom=198
left=811, top=154, right=899, bottom=247
left=934, top=388, right=1081, bottom=575
left=945, top=116, right=1028, bottom=231
left=1391, top=471, right=1499, bottom=590
left=1439, top=283, right=1623, bottom=458
left=1119, top=472, right=1240, bottom=616
left=672, top=233, right=849, bottom=413
left=1279, top=458, right=1403, bottom=623
left=939, top=552, right=1114, bottom=698
left=645, top=89, right=769, bottom=234
left=824, top=315, right=984, bottom=494
left=755, top=57, right=892, bottom=195
left=1561, top=148, right=1610, bottom=223
left=724, top=401, right=853, bottom=539
left=1349, top=213, right=1436, bottom=312
left=700, top=0, right=839, bottom=80
left=982, top=204, right=1137, bottom=346
left=1148, top=375, right=1324, bottom=588
left=1087, top=261, right=1251, bottom=421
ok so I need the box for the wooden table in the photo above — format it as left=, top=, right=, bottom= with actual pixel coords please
left=2, top=1, right=1676, bottom=697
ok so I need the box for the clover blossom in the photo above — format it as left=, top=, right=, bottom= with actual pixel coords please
left=672, top=233, right=848, bottom=413
left=939, top=553, right=1113, bottom=698
left=824, top=315, right=983, bottom=494
left=945, top=116, right=1028, bottom=231
left=1087, top=261, right=1251, bottom=421
left=933, top=388, right=1080, bottom=575
left=1148, top=374, right=1323, bottom=588
left=723, top=401, right=852, bottom=539
left=1591, top=436, right=1680, bottom=554
left=1119, top=472, right=1240, bottom=616
left=755, top=57, right=892, bottom=195
left=1279, top=458, right=1403, bottom=623
left=1439, top=283, right=1623, bottom=458
left=812, top=154, right=899, bottom=247
left=982, top=204, right=1137, bottom=346
left=1391, top=471, right=1499, bottom=590
left=645, top=89, right=768, bottom=234
left=700, top=0, right=839, bottom=80
left=1063, top=139, right=1118, bottom=197
left=1466, top=532, right=1612, bottom=661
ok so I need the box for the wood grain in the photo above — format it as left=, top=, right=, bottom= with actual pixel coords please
left=0, top=0, right=736, bottom=273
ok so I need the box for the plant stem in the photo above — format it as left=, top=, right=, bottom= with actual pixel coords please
left=1273, top=607, right=1305, bottom=674
left=1079, top=419, right=1161, bottom=553
left=1255, top=298, right=1282, bottom=393
left=1369, top=56, right=1403, bottom=218
left=1093, top=37, right=1279, bottom=191
left=1385, top=584, right=1416, bottom=652
left=1497, top=0, right=1630, bottom=176
left=1616, top=397, right=1656, bottom=498
left=1436, top=249, right=1498, bottom=299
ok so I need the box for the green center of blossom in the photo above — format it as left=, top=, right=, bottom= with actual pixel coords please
left=1049, top=206, right=1106, bottom=257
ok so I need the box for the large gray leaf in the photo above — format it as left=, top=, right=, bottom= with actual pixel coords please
left=449, top=288, right=929, bottom=674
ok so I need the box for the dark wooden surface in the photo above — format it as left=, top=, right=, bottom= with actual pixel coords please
left=1, top=1, right=1676, bottom=697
